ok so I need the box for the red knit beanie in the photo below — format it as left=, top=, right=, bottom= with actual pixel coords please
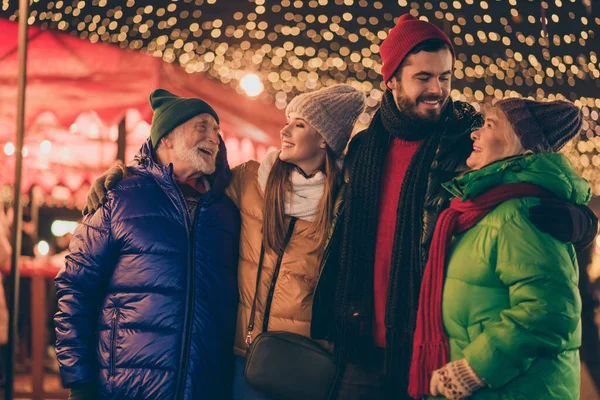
left=380, top=14, right=455, bottom=83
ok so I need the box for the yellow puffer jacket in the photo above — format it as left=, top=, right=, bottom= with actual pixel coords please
left=226, top=160, right=326, bottom=356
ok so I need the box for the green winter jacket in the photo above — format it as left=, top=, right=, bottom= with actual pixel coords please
left=436, top=153, right=591, bottom=400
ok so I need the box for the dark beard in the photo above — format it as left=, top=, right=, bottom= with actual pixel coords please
left=395, top=94, right=448, bottom=129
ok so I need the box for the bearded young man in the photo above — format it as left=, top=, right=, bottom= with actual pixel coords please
left=310, top=14, right=597, bottom=399
left=54, top=89, right=240, bottom=400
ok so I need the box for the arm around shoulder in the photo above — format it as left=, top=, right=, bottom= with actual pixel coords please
left=225, top=161, right=258, bottom=207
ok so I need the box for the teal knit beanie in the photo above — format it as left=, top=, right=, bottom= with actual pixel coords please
left=149, top=89, right=220, bottom=149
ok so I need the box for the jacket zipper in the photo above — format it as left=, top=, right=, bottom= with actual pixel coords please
left=174, top=182, right=197, bottom=400
left=110, top=308, right=120, bottom=377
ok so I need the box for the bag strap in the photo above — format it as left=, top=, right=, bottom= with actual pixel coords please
left=246, top=217, right=297, bottom=346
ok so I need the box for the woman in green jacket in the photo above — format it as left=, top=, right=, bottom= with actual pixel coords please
left=408, top=98, right=590, bottom=400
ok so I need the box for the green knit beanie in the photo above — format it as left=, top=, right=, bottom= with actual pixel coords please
left=149, top=89, right=220, bottom=149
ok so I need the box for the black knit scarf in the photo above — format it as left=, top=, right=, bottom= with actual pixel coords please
left=334, top=91, right=454, bottom=398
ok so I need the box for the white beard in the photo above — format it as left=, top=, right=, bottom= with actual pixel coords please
left=173, top=133, right=217, bottom=175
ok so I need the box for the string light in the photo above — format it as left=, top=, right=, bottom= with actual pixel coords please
left=2, top=0, right=599, bottom=190
left=3, top=142, right=14, bottom=156
left=240, top=73, right=264, bottom=96
left=40, top=139, right=52, bottom=153
left=36, top=240, right=50, bottom=256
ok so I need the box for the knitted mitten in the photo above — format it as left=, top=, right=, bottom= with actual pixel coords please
left=430, top=358, right=485, bottom=399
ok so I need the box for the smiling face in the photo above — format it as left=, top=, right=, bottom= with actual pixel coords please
left=163, top=113, right=220, bottom=178
left=466, top=107, right=524, bottom=170
left=386, top=48, right=453, bottom=123
left=278, top=111, right=327, bottom=175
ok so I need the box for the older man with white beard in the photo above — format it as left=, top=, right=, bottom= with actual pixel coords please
left=54, top=89, right=240, bottom=400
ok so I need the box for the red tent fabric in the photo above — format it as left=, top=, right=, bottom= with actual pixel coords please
left=0, top=19, right=285, bottom=207
left=0, top=19, right=285, bottom=141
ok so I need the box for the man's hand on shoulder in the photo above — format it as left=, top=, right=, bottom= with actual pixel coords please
left=83, top=161, right=132, bottom=215
left=529, top=198, right=598, bottom=248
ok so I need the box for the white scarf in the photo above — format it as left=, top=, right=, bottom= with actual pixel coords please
left=257, top=151, right=325, bottom=222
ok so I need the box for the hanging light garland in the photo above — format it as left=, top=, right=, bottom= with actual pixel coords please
left=2, top=0, right=599, bottom=191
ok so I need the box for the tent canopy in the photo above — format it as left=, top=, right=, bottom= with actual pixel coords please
left=0, top=19, right=285, bottom=207
left=0, top=19, right=285, bottom=142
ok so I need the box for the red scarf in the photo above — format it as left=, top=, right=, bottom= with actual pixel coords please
left=408, top=182, right=550, bottom=398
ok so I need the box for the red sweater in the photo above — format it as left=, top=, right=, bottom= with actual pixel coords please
left=373, top=137, right=422, bottom=348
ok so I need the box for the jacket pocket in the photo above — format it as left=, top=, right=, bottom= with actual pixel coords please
left=110, top=308, right=120, bottom=377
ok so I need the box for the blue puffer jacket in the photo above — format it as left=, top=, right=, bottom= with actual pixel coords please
left=54, top=138, right=240, bottom=400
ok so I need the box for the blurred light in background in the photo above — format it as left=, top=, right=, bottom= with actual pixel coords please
left=40, top=140, right=52, bottom=154
left=51, top=220, right=78, bottom=237
left=4, top=142, right=14, bottom=156
left=37, top=240, right=50, bottom=256
left=240, top=73, right=264, bottom=97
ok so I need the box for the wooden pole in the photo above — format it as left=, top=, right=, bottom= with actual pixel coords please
left=5, top=0, right=30, bottom=398
left=117, top=115, right=127, bottom=162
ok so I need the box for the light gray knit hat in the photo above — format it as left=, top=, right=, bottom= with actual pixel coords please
left=286, top=84, right=366, bottom=156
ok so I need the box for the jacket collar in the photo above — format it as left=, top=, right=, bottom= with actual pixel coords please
left=443, top=152, right=591, bottom=205
left=130, top=137, right=231, bottom=204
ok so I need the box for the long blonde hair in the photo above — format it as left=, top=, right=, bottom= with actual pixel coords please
left=262, top=146, right=339, bottom=254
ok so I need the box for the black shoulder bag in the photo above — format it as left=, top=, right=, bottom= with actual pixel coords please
left=244, top=217, right=338, bottom=400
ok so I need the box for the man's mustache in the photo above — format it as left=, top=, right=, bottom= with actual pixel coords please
left=196, top=142, right=219, bottom=154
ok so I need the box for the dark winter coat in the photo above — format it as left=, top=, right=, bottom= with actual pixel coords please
left=311, top=100, right=482, bottom=340
left=54, top=138, right=240, bottom=400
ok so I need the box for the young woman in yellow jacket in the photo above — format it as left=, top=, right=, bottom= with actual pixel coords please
left=226, top=84, right=365, bottom=399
